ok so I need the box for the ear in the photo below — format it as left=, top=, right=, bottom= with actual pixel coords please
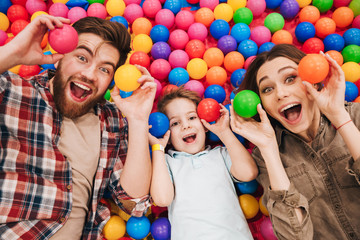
left=54, top=60, right=59, bottom=69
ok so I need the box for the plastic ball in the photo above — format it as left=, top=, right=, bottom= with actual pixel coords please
left=7, top=4, right=29, bottom=23
left=197, top=98, right=221, bottom=122
left=246, top=0, right=266, bottom=17
left=88, top=0, right=105, bottom=3
left=250, top=26, right=271, bottom=47
left=214, top=3, right=234, bottom=22
left=168, top=29, right=189, bottom=49
left=333, top=0, right=351, bottom=7
left=203, top=47, right=224, bottom=68
left=175, top=10, right=194, bottom=30
left=151, top=41, right=171, bottom=60
left=332, top=7, right=354, bottom=28
left=280, top=0, right=299, bottom=19
left=31, top=11, right=49, bottom=22
left=168, top=49, right=189, bottom=68
left=218, top=35, right=238, bottom=55
left=239, top=194, right=260, bottom=219
left=124, top=0, right=141, bottom=4
left=342, top=44, right=360, bottom=63
left=230, top=23, right=251, bottom=43
left=150, top=24, right=170, bottom=43
left=299, top=6, right=320, bottom=24
left=168, top=67, right=190, bottom=86
left=260, top=217, right=277, bottom=240
left=187, top=58, right=208, bottom=80
left=0, top=12, right=10, bottom=31
left=155, top=9, right=175, bottom=29
left=244, top=55, right=256, bottom=69
left=265, top=0, right=283, bottom=8
left=323, top=33, right=345, bottom=52
left=150, top=59, right=172, bottom=81
left=0, top=30, right=7, bottom=46
left=297, top=0, right=312, bottom=7
left=302, top=37, right=324, bottom=54
left=326, top=50, right=344, bottom=66
left=87, top=3, right=107, bottom=19
left=185, top=39, right=206, bottom=59
left=184, top=80, right=205, bottom=97
left=149, top=112, right=170, bottom=137
left=235, top=179, right=258, bottom=194
left=129, top=51, right=150, bottom=68
left=143, top=0, right=162, bottom=18
left=224, top=51, right=245, bottom=72
left=355, top=96, right=360, bottom=103
left=132, top=17, right=152, bottom=36
left=259, top=195, right=269, bottom=216
left=208, top=130, right=221, bottom=142
left=353, top=15, right=360, bottom=28
left=228, top=0, right=247, bottom=10
left=102, top=215, right=126, bottom=240
left=209, top=19, right=230, bottom=40
left=132, top=34, right=153, bottom=54
left=11, top=19, right=29, bottom=36
left=123, top=3, right=144, bottom=24
left=106, top=0, right=126, bottom=17
left=272, top=29, right=293, bottom=44
left=199, top=0, right=220, bottom=10
left=194, top=7, right=214, bottom=27
left=67, top=7, right=87, bottom=24
left=49, top=3, right=69, bottom=18
left=264, top=13, right=284, bottom=33
left=150, top=217, right=171, bottom=240
left=163, top=0, right=182, bottom=14
left=295, top=22, right=316, bottom=43
left=231, top=68, right=246, bottom=88
left=233, top=7, right=253, bottom=25
left=19, top=65, right=41, bottom=78
left=342, top=62, right=360, bottom=82
left=343, top=28, right=360, bottom=46
left=154, top=79, right=163, bottom=99
left=206, top=66, right=227, bottom=86
left=298, top=54, right=329, bottom=84
left=162, top=84, right=179, bottom=95
left=345, top=81, right=359, bottom=102
left=114, top=64, right=141, bottom=92
left=26, top=0, right=46, bottom=16
left=126, top=216, right=151, bottom=240
left=41, top=51, right=56, bottom=70
left=187, top=22, right=208, bottom=41
left=258, top=42, right=275, bottom=54
left=110, top=16, right=129, bottom=28
left=312, top=0, right=334, bottom=13
left=237, top=39, right=258, bottom=59
left=11, top=0, right=27, bottom=5
left=349, top=0, right=360, bottom=16
left=315, top=17, right=336, bottom=39
left=48, top=24, right=78, bottom=54
left=233, top=90, right=261, bottom=118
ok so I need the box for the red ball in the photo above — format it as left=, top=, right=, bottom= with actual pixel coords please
left=11, top=0, right=27, bottom=6
left=19, top=65, right=41, bottom=78
left=301, top=37, right=324, bottom=54
left=11, top=19, right=29, bottom=36
left=161, top=84, right=178, bottom=95
left=7, top=4, right=29, bottom=22
left=187, top=0, right=200, bottom=3
left=150, top=59, right=171, bottom=81
left=48, top=24, right=79, bottom=54
left=129, top=51, right=151, bottom=68
left=197, top=98, right=221, bottom=122
left=185, top=39, right=206, bottom=59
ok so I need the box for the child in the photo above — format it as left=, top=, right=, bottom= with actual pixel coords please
left=149, top=87, right=258, bottom=240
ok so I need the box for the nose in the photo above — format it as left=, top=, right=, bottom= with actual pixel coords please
left=79, top=64, right=97, bottom=83
left=182, top=119, right=190, bottom=130
left=276, top=84, right=289, bottom=100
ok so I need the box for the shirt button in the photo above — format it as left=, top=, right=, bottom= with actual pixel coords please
left=66, top=185, right=72, bottom=190
left=60, top=217, right=66, bottom=223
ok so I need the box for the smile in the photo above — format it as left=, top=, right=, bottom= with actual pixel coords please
left=183, top=133, right=196, bottom=143
left=70, top=82, right=93, bottom=101
left=279, top=103, right=302, bottom=123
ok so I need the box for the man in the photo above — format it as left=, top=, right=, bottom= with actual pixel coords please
left=0, top=15, right=156, bottom=239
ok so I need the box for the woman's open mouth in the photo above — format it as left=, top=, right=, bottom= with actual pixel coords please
left=280, top=103, right=302, bottom=123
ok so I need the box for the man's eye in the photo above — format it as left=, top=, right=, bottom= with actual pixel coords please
left=78, top=56, right=86, bottom=62
left=100, top=67, right=110, bottom=74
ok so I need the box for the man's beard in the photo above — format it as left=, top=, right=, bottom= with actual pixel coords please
left=52, top=63, right=105, bottom=119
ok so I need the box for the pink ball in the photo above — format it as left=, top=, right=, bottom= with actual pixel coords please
left=124, top=0, right=142, bottom=4
left=175, top=10, right=195, bottom=30
left=247, top=0, right=266, bottom=17
left=154, top=79, right=163, bottom=99
left=143, top=0, right=162, bottom=18
left=168, top=29, right=189, bottom=49
left=250, top=26, right=271, bottom=47
left=199, top=0, right=219, bottom=10
left=123, top=4, right=144, bottom=24
left=150, top=59, right=172, bottom=81
left=187, top=22, right=208, bottom=41
left=184, top=80, right=205, bottom=97
left=0, top=30, right=8, bottom=46
left=25, top=0, right=47, bottom=15
left=353, top=15, right=360, bottom=29
left=168, top=49, right=190, bottom=68
left=155, top=9, right=175, bottom=29
left=67, top=7, right=87, bottom=24
left=48, top=24, right=79, bottom=54
left=260, top=217, right=277, bottom=240
left=333, top=0, right=352, bottom=8
left=49, top=3, right=69, bottom=18
left=87, top=3, right=107, bottom=19
left=244, top=55, right=256, bottom=69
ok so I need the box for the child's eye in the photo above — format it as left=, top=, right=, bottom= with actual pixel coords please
left=189, top=116, right=197, bottom=120
left=170, top=121, right=179, bottom=127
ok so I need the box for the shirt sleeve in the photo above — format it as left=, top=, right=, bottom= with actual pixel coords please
left=253, top=147, right=314, bottom=240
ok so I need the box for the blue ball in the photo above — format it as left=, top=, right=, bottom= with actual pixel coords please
left=151, top=41, right=171, bottom=60
left=110, top=16, right=128, bottom=29
left=280, top=0, right=299, bottom=19
left=210, top=19, right=230, bottom=40
left=208, top=130, right=221, bottom=142
left=149, top=112, right=170, bottom=138
left=238, top=39, right=258, bottom=59
left=150, top=25, right=170, bottom=43
left=231, top=69, right=246, bottom=88
left=343, top=28, right=360, bottom=46
left=230, top=23, right=251, bottom=43
left=217, top=35, right=238, bottom=55
left=204, top=84, right=226, bottom=103
left=0, top=0, right=11, bottom=14
left=323, top=33, right=345, bottom=52
left=163, top=0, right=182, bottom=14
left=150, top=217, right=171, bottom=240
left=265, top=0, right=283, bottom=9
left=120, top=90, right=133, bottom=98
left=258, top=42, right=275, bottom=54
left=126, top=216, right=151, bottom=240
left=345, top=81, right=359, bottom=102
left=235, top=179, right=259, bottom=194
left=230, top=91, right=236, bottom=101
left=295, top=22, right=315, bottom=43
left=168, top=67, right=189, bottom=86
left=41, top=51, right=56, bottom=70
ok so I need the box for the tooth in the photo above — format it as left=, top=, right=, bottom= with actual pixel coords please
left=74, top=82, right=90, bottom=91
left=281, top=104, right=298, bottom=112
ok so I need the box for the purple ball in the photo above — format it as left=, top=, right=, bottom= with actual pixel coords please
left=217, top=35, right=237, bottom=55
left=150, top=217, right=171, bottom=240
left=280, top=0, right=299, bottom=19
left=151, top=41, right=172, bottom=60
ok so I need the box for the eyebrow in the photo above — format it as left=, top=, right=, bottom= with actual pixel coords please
left=258, top=65, right=297, bottom=85
left=76, top=45, right=117, bottom=71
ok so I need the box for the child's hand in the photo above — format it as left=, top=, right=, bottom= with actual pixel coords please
left=201, top=104, right=231, bottom=137
left=149, top=129, right=170, bottom=147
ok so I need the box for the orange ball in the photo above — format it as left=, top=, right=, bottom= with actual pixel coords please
left=271, top=29, right=293, bottom=45
left=298, top=54, right=329, bottom=84
left=354, top=96, right=360, bottom=103
left=315, top=17, right=336, bottom=39
left=206, top=66, right=228, bottom=85
left=299, top=6, right=320, bottom=24
left=259, top=195, right=269, bottom=216
left=224, top=51, right=244, bottom=73
left=194, top=7, right=215, bottom=27
left=325, top=50, right=343, bottom=66
left=41, top=32, right=48, bottom=49
left=239, top=194, right=259, bottom=219
left=203, top=47, right=224, bottom=67
left=132, top=17, right=152, bottom=35
left=332, top=7, right=354, bottom=28
left=162, top=84, right=178, bottom=95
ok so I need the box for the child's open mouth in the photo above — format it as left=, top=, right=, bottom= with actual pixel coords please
left=183, top=133, right=196, bottom=143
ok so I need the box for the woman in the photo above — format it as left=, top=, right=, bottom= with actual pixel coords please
left=230, top=44, right=360, bottom=240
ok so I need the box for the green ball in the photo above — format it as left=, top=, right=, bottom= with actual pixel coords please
left=233, top=90, right=261, bottom=118
left=233, top=7, right=253, bottom=25
left=342, top=45, right=360, bottom=63
left=87, top=0, right=105, bottom=4
left=104, top=89, right=111, bottom=101
left=312, top=0, right=333, bottom=13
left=349, top=0, right=360, bottom=17
left=264, top=13, right=285, bottom=33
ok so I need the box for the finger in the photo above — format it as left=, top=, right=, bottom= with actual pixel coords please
left=135, top=64, right=152, bottom=76
left=163, top=130, right=171, bottom=143
left=110, top=86, right=123, bottom=102
left=140, top=81, right=157, bottom=90
left=200, top=119, right=211, bottom=129
left=41, top=53, right=64, bottom=65
left=302, top=81, right=320, bottom=99
left=257, top=104, right=270, bottom=124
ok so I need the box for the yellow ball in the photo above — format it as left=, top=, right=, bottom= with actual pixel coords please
left=187, top=58, right=208, bottom=80
left=52, top=0, right=69, bottom=3
left=9, top=65, right=21, bottom=75
left=228, top=0, right=247, bottom=11
left=296, top=0, right=312, bottom=8
left=238, top=194, right=259, bottom=219
left=102, top=215, right=126, bottom=240
left=31, top=11, right=49, bottom=22
left=259, top=195, right=269, bottom=216
left=341, top=62, right=360, bottom=83
left=214, top=3, right=234, bottom=22
left=132, top=34, right=153, bottom=54
left=0, top=12, right=10, bottom=32
left=114, top=64, right=142, bottom=92
left=106, top=0, right=126, bottom=17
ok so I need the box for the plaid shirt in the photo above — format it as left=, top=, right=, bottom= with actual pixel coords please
left=0, top=70, right=150, bottom=240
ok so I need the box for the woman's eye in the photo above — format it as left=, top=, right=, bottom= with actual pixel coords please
left=285, top=76, right=296, bottom=83
left=262, top=87, right=273, bottom=93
